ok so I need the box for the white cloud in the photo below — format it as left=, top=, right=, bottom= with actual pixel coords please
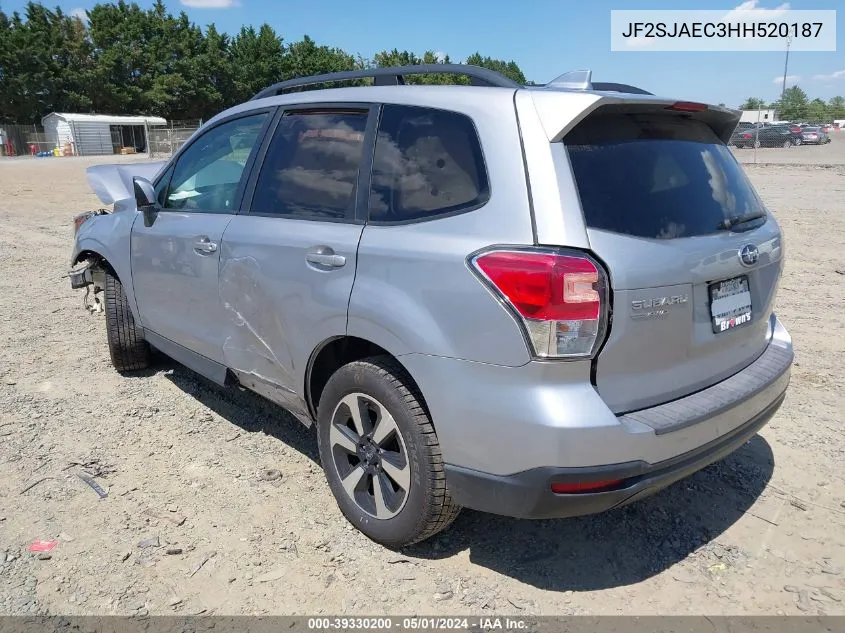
left=773, top=74, right=800, bottom=84
left=69, top=7, right=88, bottom=22
left=180, top=0, right=240, bottom=8
left=813, top=69, right=845, bottom=82
left=721, top=1, right=791, bottom=22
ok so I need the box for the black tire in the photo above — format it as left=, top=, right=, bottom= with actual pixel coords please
left=104, top=268, right=151, bottom=373
left=317, top=356, right=461, bottom=548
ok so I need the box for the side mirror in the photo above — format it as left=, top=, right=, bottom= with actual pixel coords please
left=133, top=177, right=158, bottom=227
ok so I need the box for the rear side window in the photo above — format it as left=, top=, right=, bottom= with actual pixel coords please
left=368, top=105, right=489, bottom=223
left=251, top=111, right=368, bottom=221
left=565, top=113, right=766, bottom=239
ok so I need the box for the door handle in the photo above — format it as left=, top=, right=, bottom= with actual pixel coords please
left=306, top=246, right=346, bottom=268
left=193, top=236, right=218, bottom=254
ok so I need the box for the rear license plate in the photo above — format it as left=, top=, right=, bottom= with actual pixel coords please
left=709, top=276, right=752, bottom=334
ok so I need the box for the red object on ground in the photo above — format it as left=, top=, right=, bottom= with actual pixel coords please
left=29, top=144, right=37, bottom=156
left=27, top=540, right=58, bottom=553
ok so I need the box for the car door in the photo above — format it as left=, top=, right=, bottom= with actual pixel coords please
left=131, top=110, right=272, bottom=363
left=217, top=105, right=377, bottom=415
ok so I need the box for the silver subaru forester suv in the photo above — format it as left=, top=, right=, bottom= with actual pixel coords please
left=69, top=65, right=793, bottom=548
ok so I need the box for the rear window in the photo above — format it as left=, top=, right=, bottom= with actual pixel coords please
left=565, top=113, right=766, bottom=239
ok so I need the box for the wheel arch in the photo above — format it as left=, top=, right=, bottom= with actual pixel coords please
left=72, top=237, right=143, bottom=324
left=305, top=335, right=429, bottom=422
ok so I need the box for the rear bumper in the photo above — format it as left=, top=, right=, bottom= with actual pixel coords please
left=428, top=315, right=792, bottom=519
left=445, top=391, right=784, bottom=519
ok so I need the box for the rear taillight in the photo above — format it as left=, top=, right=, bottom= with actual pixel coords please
left=470, top=248, right=609, bottom=359
left=742, top=133, right=752, bottom=139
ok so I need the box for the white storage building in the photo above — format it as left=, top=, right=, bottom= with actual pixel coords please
left=41, top=113, right=167, bottom=156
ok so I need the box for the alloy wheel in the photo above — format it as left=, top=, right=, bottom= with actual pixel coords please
left=329, top=392, right=411, bottom=520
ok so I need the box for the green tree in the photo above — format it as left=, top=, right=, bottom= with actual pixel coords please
left=829, top=96, right=845, bottom=120
left=464, top=52, right=527, bottom=85
left=285, top=35, right=358, bottom=90
left=739, top=97, right=766, bottom=110
left=806, top=98, right=828, bottom=122
left=230, top=24, right=286, bottom=102
left=773, top=85, right=809, bottom=120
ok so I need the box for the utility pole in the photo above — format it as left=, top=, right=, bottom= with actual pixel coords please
left=780, top=35, right=792, bottom=105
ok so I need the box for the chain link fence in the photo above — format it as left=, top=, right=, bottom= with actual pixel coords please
left=0, top=123, right=54, bottom=157
left=731, top=104, right=845, bottom=165
left=147, top=119, right=203, bottom=159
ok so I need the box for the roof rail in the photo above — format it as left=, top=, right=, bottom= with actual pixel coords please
left=250, top=64, right=521, bottom=100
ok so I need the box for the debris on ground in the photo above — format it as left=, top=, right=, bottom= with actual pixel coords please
left=137, top=537, right=160, bottom=549
left=19, top=477, right=52, bottom=495
left=27, top=540, right=57, bottom=554
left=187, top=551, right=216, bottom=578
left=77, top=472, right=108, bottom=498
left=143, top=508, right=187, bottom=526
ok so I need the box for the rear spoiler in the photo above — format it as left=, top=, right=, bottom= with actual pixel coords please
left=525, top=90, right=741, bottom=145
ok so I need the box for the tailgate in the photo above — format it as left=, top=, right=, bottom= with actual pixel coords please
left=560, top=101, right=783, bottom=413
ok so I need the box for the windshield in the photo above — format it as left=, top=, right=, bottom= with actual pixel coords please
left=565, top=113, right=767, bottom=239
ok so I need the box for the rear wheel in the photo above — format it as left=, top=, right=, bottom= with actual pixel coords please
left=104, top=269, right=151, bottom=373
left=782, top=140, right=792, bottom=148
left=317, top=356, right=460, bottom=548
left=754, top=140, right=762, bottom=149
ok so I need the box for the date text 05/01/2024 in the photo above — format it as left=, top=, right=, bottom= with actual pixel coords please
left=306, top=617, right=529, bottom=631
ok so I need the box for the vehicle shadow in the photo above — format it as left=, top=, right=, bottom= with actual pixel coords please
left=151, top=353, right=774, bottom=592
left=155, top=355, right=320, bottom=463
left=409, top=434, right=775, bottom=591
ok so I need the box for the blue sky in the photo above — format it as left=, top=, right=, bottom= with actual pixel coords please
left=5, top=0, right=844, bottom=107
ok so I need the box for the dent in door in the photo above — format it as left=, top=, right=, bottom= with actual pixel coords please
left=219, top=255, right=311, bottom=424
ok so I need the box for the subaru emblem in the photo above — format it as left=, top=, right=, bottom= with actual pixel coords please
left=738, top=244, right=759, bottom=267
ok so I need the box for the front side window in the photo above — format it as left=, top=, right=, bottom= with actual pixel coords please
left=368, top=105, right=489, bottom=223
left=250, top=111, right=368, bottom=221
left=164, top=113, right=268, bottom=213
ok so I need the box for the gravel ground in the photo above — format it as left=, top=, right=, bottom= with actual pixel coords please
left=0, top=152, right=843, bottom=617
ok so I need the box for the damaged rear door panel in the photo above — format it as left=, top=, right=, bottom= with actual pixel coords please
left=218, top=105, right=378, bottom=423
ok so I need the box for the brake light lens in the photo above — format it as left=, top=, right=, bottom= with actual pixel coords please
left=667, top=101, right=708, bottom=112
left=742, top=133, right=752, bottom=139
left=471, top=249, right=608, bottom=358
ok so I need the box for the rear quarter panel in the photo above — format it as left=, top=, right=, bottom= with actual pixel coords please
left=347, top=91, right=536, bottom=366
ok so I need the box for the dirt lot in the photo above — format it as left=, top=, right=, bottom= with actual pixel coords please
left=0, top=150, right=843, bottom=617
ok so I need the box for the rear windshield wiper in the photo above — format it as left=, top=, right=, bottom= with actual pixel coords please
left=717, top=213, right=766, bottom=231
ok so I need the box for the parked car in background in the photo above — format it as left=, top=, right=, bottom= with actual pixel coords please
left=734, top=125, right=803, bottom=148
left=800, top=127, right=830, bottom=145
left=820, top=124, right=833, bottom=134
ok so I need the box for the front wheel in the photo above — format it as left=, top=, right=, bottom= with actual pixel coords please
left=782, top=140, right=792, bottom=148
left=317, top=356, right=461, bottom=548
left=104, top=268, right=151, bottom=373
